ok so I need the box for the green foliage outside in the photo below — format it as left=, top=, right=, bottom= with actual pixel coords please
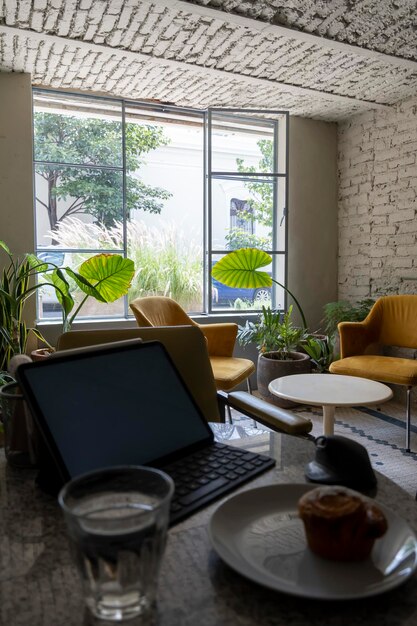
left=225, top=139, right=274, bottom=251
left=48, top=218, right=203, bottom=312
left=224, top=228, right=271, bottom=251
left=34, top=113, right=171, bottom=231
left=235, top=139, right=274, bottom=231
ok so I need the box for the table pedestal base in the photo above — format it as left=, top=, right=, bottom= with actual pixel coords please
left=323, top=405, right=335, bottom=436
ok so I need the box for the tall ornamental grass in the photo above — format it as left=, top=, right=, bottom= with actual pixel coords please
left=46, top=218, right=203, bottom=311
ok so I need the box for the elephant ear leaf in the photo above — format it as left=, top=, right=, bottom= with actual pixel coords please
left=46, top=269, right=74, bottom=316
left=64, top=267, right=106, bottom=302
left=77, top=254, right=134, bottom=302
left=212, top=248, right=272, bottom=289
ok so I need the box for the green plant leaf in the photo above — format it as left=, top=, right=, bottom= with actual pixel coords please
left=78, top=254, right=134, bottom=302
left=0, top=241, right=11, bottom=256
left=64, top=267, right=107, bottom=302
left=212, top=248, right=272, bottom=289
left=212, top=247, right=307, bottom=329
left=26, top=254, right=48, bottom=273
left=45, top=269, right=74, bottom=316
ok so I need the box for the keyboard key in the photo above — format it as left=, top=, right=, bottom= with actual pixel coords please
left=241, top=452, right=258, bottom=461
left=179, top=477, right=229, bottom=506
left=196, top=477, right=210, bottom=485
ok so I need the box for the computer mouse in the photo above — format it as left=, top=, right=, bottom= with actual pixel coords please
left=305, top=435, right=377, bottom=493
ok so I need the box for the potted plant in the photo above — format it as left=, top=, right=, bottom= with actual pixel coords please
left=323, top=298, right=375, bottom=359
left=301, top=335, right=334, bottom=373
left=0, top=241, right=135, bottom=362
left=0, top=241, right=52, bottom=370
left=238, top=306, right=311, bottom=407
left=0, top=241, right=135, bottom=466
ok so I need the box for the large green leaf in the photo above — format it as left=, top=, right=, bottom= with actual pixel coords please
left=45, top=269, right=74, bottom=316
left=64, top=267, right=106, bottom=302
left=212, top=248, right=272, bottom=289
left=77, top=254, right=134, bottom=302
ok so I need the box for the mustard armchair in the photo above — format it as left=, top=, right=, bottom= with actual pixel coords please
left=329, top=295, right=417, bottom=451
left=129, top=296, right=255, bottom=392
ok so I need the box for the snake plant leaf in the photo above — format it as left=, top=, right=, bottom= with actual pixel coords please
left=212, top=248, right=273, bottom=289
left=0, top=241, right=11, bottom=256
left=76, top=254, right=134, bottom=302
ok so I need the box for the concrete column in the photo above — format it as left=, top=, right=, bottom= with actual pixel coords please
left=288, top=116, right=338, bottom=332
left=0, top=72, right=36, bottom=325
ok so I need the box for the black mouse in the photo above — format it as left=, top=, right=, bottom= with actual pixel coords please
left=305, top=435, right=377, bottom=493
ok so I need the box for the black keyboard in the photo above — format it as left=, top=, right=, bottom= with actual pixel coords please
left=162, top=442, right=275, bottom=525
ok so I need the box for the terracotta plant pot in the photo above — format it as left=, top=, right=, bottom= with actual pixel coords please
left=31, top=348, right=55, bottom=361
left=257, top=351, right=312, bottom=408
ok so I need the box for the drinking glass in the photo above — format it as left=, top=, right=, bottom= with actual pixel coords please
left=58, top=465, right=174, bottom=621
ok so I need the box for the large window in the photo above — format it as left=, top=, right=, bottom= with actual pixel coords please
left=33, top=90, right=288, bottom=321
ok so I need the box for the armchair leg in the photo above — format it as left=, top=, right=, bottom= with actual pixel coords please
left=406, top=386, right=412, bottom=453
left=226, top=404, right=233, bottom=424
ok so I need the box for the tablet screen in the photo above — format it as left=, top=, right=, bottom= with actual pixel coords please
left=17, top=341, right=213, bottom=478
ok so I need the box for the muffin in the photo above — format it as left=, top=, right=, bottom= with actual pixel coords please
left=298, top=486, right=387, bottom=561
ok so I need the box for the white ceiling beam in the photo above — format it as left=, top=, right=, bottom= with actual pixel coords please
left=0, top=25, right=392, bottom=111
left=163, top=0, right=417, bottom=71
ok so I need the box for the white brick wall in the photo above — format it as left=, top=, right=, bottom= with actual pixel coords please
left=338, top=94, right=417, bottom=301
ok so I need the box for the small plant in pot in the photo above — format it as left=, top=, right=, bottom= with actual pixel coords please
left=301, top=335, right=334, bottom=373
left=238, top=306, right=311, bottom=407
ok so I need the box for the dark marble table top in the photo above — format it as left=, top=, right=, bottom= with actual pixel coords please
left=2, top=424, right=417, bottom=626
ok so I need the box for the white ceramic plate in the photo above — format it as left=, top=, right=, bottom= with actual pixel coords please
left=209, top=484, right=417, bottom=600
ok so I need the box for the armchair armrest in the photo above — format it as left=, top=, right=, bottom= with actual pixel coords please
left=220, top=390, right=313, bottom=436
left=338, top=320, right=377, bottom=358
left=198, top=323, right=238, bottom=357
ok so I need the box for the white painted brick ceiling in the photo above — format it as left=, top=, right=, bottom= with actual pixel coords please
left=0, top=0, right=416, bottom=121
left=185, top=0, right=417, bottom=61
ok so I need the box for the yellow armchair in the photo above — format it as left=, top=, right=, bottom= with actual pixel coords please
left=329, top=295, right=417, bottom=451
left=129, top=296, right=255, bottom=391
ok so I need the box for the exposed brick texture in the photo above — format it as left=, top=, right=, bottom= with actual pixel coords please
left=184, top=0, right=417, bottom=62
left=338, top=94, right=417, bottom=300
